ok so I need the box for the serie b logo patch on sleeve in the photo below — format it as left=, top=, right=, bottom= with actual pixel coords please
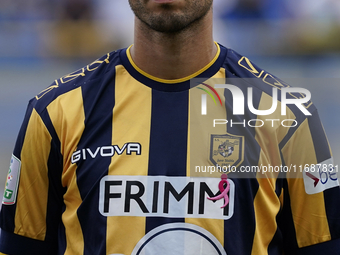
left=2, top=154, right=21, bottom=205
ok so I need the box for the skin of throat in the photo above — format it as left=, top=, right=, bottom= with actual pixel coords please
left=129, top=7, right=217, bottom=80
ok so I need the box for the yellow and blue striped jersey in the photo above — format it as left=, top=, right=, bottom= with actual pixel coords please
left=1, top=44, right=340, bottom=255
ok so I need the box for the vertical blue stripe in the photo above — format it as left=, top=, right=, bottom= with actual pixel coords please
left=146, top=89, right=189, bottom=233
left=307, top=110, right=332, bottom=163
left=222, top=71, right=261, bottom=254
left=323, top=187, right=340, bottom=239
left=223, top=178, right=258, bottom=255
left=147, top=89, right=189, bottom=177
left=58, top=207, right=67, bottom=255
left=277, top=179, right=299, bottom=253
left=267, top=178, right=284, bottom=255
left=223, top=73, right=262, bottom=178
left=39, top=110, right=65, bottom=253
left=75, top=72, right=115, bottom=254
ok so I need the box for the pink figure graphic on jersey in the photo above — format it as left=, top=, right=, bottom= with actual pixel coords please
left=207, top=173, right=230, bottom=208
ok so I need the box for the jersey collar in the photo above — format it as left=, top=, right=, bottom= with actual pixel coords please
left=119, top=42, right=227, bottom=92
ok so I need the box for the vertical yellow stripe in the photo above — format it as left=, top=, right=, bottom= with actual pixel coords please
left=106, top=65, right=152, bottom=255
left=61, top=178, right=84, bottom=255
left=282, top=120, right=331, bottom=247
left=15, top=109, right=51, bottom=240
left=188, top=69, right=228, bottom=179
left=47, top=87, right=85, bottom=174
left=251, top=93, right=293, bottom=254
left=47, top=87, right=85, bottom=254
left=186, top=69, right=227, bottom=246
left=254, top=93, right=292, bottom=171
left=287, top=178, right=331, bottom=247
left=251, top=177, right=281, bottom=255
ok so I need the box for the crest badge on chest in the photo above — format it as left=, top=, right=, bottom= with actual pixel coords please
left=209, top=133, right=244, bottom=169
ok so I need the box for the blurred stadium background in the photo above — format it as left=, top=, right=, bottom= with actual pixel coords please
left=0, top=0, right=339, bottom=196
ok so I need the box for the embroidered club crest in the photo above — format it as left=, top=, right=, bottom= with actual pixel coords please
left=210, top=133, right=244, bottom=168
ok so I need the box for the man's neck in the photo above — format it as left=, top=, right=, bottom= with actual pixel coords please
left=130, top=10, right=217, bottom=80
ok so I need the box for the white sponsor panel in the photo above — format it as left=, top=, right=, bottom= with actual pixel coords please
left=99, top=175, right=235, bottom=220
left=131, top=223, right=227, bottom=255
left=303, top=157, right=339, bottom=195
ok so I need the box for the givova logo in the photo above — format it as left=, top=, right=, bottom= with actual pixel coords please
left=99, top=175, right=235, bottom=220
left=71, top=142, right=141, bottom=164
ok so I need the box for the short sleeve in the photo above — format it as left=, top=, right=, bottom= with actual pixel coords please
left=0, top=100, right=65, bottom=255
left=279, top=109, right=340, bottom=253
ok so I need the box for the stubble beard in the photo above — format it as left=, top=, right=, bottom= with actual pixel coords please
left=129, top=0, right=213, bottom=34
